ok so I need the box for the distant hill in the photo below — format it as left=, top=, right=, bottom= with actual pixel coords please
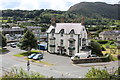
left=68, top=2, right=119, bottom=19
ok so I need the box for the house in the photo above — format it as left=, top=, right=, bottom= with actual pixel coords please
left=115, top=35, right=120, bottom=49
left=99, top=30, right=120, bottom=40
left=46, top=22, right=91, bottom=56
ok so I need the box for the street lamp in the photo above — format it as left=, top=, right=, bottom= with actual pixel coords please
left=27, top=59, right=30, bottom=73
left=27, top=46, right=30, bottom=74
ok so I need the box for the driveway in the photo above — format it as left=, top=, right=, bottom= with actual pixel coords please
left=0, top=46, right=119, bottom=78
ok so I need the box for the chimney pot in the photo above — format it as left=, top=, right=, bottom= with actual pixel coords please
left=60, top=17, right=64, bottom=23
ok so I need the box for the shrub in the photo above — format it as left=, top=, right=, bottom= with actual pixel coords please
left=118, top=67, right=120, bottom=75
left=117, top=55, right=120, bottom=60
left=105, top=53, right=114, bottom=61
left=101, top=47, right=106, bottom=51
left=110, top=41, right=114, bottom=45
left=90, top=40, right=103, bottom=56
left=2, top=67, right=45, bottom=78
left=85, top=67, right=110, bottom=78
left=85, top=67, right=120, bottom=78
left=97, top=40, right=108, bottom=44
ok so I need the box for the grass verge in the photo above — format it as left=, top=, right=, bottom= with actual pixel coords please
left=14, top=50, right=54, bottom=66
left=25, top=58, right=54, bottom=66
left=0, top=48, right=6, bottom=52
left=14, top=50, right=41, bottom=57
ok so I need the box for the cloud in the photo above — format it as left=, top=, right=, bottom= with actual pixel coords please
left=0, top=0, right=119, bottom=10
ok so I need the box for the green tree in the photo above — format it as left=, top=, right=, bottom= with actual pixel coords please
left=0, top=33, right=7, bottom=48
left=41, top=27, right=46, bottom=32
left=7, top=18, right=12, bottom=23
left=20, top=30, right=37, bottom=54
left=90, top=40, right=103, bottom=56
left=85, top=67, right=110, bottom=78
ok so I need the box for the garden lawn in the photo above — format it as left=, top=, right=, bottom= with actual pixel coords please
left=0, top=48, right=6, bottom=52
left=0, top=20, right=8, bottom=22
left=14, top=50, right=41, bottom=57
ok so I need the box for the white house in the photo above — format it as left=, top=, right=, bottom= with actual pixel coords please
left=46, top=23, right=90, bottom=56
left=115, top=35, right=120, bottom=48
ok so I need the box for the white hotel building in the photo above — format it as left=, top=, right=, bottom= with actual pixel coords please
left=46, top=23, right=91, bottom=56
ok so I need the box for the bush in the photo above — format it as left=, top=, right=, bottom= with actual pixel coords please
left=101, top=47, right=106, bottom=51
left=85, top=67, right=110, bottom=78
left=90, top=40, right=103, bottom=56
left=105, top=53, right=114, bottom=61
left=85, top=67, right=120, bottom=78
left=117, top=55, right=120, bottom=60
left=2, top=67, right=45, bottom=78
left=97, top=40, right=108, bottom=44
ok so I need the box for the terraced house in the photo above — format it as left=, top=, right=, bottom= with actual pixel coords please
left=99, top=30, right=120, bottom=40
left=47, top=22, right=91, bottom=56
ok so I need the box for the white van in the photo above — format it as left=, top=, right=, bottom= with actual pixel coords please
left=71, top=53, right=90, bottom=60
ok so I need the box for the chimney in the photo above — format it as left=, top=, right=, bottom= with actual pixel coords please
left=60, top=17, right=64, bottom=23
left=51, top=18, right=56, bottom=27
left=81, top=16, right=84, bottom=25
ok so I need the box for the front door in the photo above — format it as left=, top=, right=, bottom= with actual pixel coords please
left=69, top=50, right=74, bottom=57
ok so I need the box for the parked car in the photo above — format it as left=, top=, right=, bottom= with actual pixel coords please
left=90, top=54, right=98, bottom=58
left=38, top=44, right=47, bottom=50
left=28, top=53, right=37, bottom=59
left=33, top=54, right=43, bottom=60
left=10, top=43, right=16, bottom=48
left=71, top=53, right=90, bottom=60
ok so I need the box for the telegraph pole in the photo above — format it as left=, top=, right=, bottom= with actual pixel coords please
left=27, top=47, right=30, bottom=74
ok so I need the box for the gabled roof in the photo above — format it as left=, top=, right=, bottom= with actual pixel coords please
left=47, top=23, right=85, bottom=34
left=46, top=25, right=55, bottom=33
left=99, top=30, right=120, bottom=35
left=117, top=35, right=120, bottom=38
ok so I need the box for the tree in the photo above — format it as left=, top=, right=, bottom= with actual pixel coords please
left=7, top=18, right=12, bottom=23
left=20, top=30, right=37, bottom=54
left=85, top=67, right=110, bottom=78
left=0, top=33, right=7, bottom=48
left=89, top=40, right=103, bottom=56
left=41, top=27, right=46, bottom=32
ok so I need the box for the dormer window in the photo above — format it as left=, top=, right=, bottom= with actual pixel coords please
left=51, top=29, right=55, bottom=37
left=70, top=29, right=74, bottom=37
left=60, top=29, right=64, bottom=37
left=83, top=28, right=84, bottom=31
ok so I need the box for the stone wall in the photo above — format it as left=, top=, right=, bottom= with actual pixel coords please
left=72, top=57, right=109, bottom=64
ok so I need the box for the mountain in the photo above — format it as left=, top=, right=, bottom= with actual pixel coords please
left=68, top=2, right=119, bottom=19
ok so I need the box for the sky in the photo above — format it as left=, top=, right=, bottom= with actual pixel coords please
left=0, top=0, right=119, bottom=11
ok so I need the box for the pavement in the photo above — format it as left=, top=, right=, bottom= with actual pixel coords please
left=0, top=46, right=119, bottom=78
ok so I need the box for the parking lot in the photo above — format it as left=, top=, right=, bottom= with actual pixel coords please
left=1, top=45, right=119, bottom=78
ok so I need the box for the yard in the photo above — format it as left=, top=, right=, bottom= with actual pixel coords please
left=0, top=48, right=7, bottom=52
left=95, top=40, right=119, bottom=61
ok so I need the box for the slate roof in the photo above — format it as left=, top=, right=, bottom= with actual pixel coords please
left=47, top=23, right=85, bottom=34
left=99, top=30, right=120, bottom=35
left=2, top=28, right=25, bottom=32
left=26, top=26, right=41, bottom=29
left=46, top=25, right=55, bottom=33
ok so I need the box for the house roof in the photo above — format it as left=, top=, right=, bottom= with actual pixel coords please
left=117, top=35, right=120, bottom=38
left=47, top=23, right=85, bottom=34
left=26, top=26, right=41, bottom=30
left=115, top=41, right=120, bottom=43
left=46, top=25, right=55, bottom=33
left=99, top=30, right=120, bottom=35
left=2, top=28, right=25, bottom=32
